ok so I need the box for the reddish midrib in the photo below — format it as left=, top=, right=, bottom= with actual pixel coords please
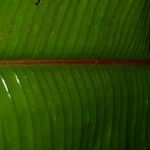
left=0, top=59, right=149, bottom=66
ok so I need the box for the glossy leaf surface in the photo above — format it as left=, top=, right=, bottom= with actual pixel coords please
left=0, top=65, right=149, bottom=150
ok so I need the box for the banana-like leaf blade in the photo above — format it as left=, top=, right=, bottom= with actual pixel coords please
left=0, top=65, right=149, bottom=150
left=0, top=0, right=149, bottom=59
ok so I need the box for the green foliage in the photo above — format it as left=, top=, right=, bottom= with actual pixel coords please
left=0, top=66, right=149, bottom=150
left=0, top=0, right=149, bottom=59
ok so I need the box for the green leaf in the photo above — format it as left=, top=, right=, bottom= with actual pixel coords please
left=0, top=65, right=149, bottom=150
left=0, top=0, right=149, bottom=59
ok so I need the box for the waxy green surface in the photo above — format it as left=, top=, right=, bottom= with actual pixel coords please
left=0, top=0, right=150, bottom=149
left=0, top=65, right=149, bottom=150
left=0, top=0, right=149, bottom=59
